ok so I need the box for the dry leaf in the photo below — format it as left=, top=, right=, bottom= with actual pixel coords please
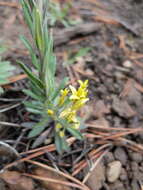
left=0, top=171, right=34, bottom=190
left=33, top=167, right=71, bottom=190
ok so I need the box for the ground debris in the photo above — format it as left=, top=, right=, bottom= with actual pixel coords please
left=106, top=161, right=122, bottom=183
left=33, top=167, right=72, bottom=190
left=112, top=96, right=136, bottom=118
left=85, top=161, right=105, bottom=190
left=0, top=171, right=34, bottom=190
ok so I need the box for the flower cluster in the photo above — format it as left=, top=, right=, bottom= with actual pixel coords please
left=55, top=80, right=89, bottom=137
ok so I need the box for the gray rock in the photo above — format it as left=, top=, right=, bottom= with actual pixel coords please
left=0, top=179, right=6, bottom=190
left=131, top=180, right=140, bottom=190
left=110, top=180, right=124, bottom=190
left=131, top=161, right=138, bottom=171
left=104, top=152, right=114, bottom=164
left=85, top=162, right=105, bottom=190
left=114, top=147, right=128, bottom=166
left=130, top=152, right=142, bottom=163
left=127, top=86, right=142, bottom=106
left=112, top=97, right=136, bottom=118
left=106, top=161, right=122, bottom=183
left=120, top=168, right=128, bottom=181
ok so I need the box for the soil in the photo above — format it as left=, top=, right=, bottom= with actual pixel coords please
left=0, top=0, right=143, bottom=190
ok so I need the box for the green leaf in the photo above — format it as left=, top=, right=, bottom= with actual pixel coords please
left=55, top=133, right=69, bottom=154
left=66, top=127, right=83, bottom=140
left=24, top=101, right=43, bottom=114
left=17, top=61, right=44, bottom=89
left=51, top=77, right=69, bottom=101
left=23, top=89, right=44, bottom=102
left=0, top=61, right=15, bottom=71
left=68, top=48, right=91, bottom=65
left=20, top=35, right=39, bottom=70
left=20, top=0, right=33, bottom=35
left=28, top=118, right=49, bottom=138
left=0, top=86, right=4, bottom=94
left=33, top=7, right=44, bottom=53
left=55, top=132, right=63, bottom=154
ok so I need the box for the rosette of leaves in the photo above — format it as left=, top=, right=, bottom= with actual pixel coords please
left=0, top=46, right=15, bottom=94
left=20, top=0, right=88, bottom=153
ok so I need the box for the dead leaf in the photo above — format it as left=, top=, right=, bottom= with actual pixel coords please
left=0, top=171, right=34, bottom=190
left=33, top=167, right=71, bottom=190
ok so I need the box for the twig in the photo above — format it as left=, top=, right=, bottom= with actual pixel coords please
left=26, top=160, right=90, bottom=190
left=0, top=2, right=20, bottom=9
left=23, top=173, right=87, bottom=190
left=20, top=137, right=75, bottom=155
left=54, top=22, right=101, bottom=46
left=82, top=148, right=109, bottom=183
left=4, top=137, right=76, bottom=170
left=0, top=121, right=21, bottom=128
left=0, top=102, right=21, bottom=113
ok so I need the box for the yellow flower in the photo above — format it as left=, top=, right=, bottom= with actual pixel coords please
left=47, top=109, right=54, bottom=115
left=59, top=88, right=69, bottom=106
left=78, top=80, right=88, bottom=89
left=56, top=80, right=89, bottom=135
left=59, top=130, right=65, bottom=138
left=72, top=122, right=80, bottom=129
left=55, top=123, right=62, bottom=132
left=72, top=98, right=89, bottom=110
left=59, top=108, right=72, bottom=118
left=69, top=80, right=88, bottom=100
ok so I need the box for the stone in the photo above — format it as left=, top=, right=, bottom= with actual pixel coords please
left=106, top=161, right=122, bottom=183
left=112, top=97, right=136, bottom=118
left=85, top=162, right=105, bottom=190
left=110, top=180, right=124, bottom=190
left=104, top=152, right=114, bottom=164
left=119, top=168, right=128, bottom=181
left=131, top=180, right=140, bottom=190
left=131, top=162, right=138, bottom=171
left=114, top=147, right=128, bottom=166
left=126, top=86, right=142, bottom=106
left=0, top=179, right=6, bottom=190
left=130, top=152, right=143, bottom=163
left=94, top=100, right=110, bottom=118
left=123, top=60, right=132, bottom=68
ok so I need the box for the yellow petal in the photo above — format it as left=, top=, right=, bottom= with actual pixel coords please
left=69, top=85, right=77, bottom=94
left=70, top=94, right=79, bottom=100
left=59, top=130, right=65, bottom=137
left=55, top=123, right=62, bottom=132
left=47, top=109, right=54, bottom=115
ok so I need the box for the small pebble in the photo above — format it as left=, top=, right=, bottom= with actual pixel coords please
left=130, top=152, right=142, bottom=163
left=114, top=147, right=128, bottom=166
left=104, top=152, right=114, bottom=164
left=120, top=168, right=128, bottom=181
left=110, top=180, right=124, bottom=190
left=131, top=161, right=138, bottom=171
left=106, top=161, right=122, bottom=183
left=123, top=60, right=132, bottom=68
